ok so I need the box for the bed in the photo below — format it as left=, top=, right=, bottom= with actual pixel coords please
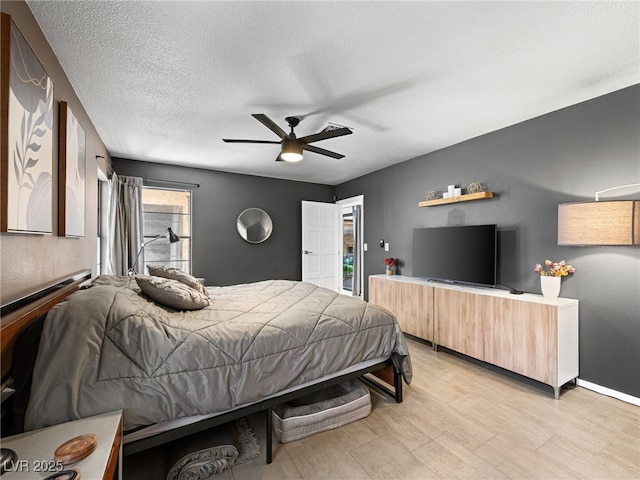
left=1, top=270, right=411, bottom=463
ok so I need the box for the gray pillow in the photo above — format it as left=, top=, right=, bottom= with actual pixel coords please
left=147, top=265, right=209, bottom=297
left=135, top=275, right=209, bottom=311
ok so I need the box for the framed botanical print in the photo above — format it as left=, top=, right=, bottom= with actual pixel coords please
left=1, top=13, right=54, bottom=234
left=59, top=101, right=86, bottom=237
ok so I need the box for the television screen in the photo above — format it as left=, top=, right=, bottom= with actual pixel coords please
left=412, top=225, right=497, bottom=287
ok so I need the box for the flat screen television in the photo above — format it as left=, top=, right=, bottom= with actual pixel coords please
left=412, top=224, right=497, bottom=287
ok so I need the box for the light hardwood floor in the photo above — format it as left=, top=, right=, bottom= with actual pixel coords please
left=124, top=337, right=639, bottom=479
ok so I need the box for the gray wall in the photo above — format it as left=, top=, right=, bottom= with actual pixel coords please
left=336, top=85, right=640, bottom=398
left=112, top=159, right=334, bottom=286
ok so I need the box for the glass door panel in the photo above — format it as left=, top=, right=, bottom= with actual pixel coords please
left=342, top=211, right=354, bottom=292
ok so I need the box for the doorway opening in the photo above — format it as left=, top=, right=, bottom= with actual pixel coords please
left=338, top=195, right=364, bottom=296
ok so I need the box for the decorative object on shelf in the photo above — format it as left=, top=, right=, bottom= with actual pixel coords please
left=558, top=183, right=640, bottom=246
left=54, top=433, right=98, bottom=465
left=426, top=190, right=440, bottom=200
left=447, top=185, right=456, bottom=197
left=534, top=260, right=576, bottom=299
left=1, top=13, right=55, bottom=234
left=467, top=182, right=486, bottom=194
left=383, top=257, right=398, bottom=275
left=418, top=191, right=494, bottom=207
left=454, top=187, right=462, bottom=197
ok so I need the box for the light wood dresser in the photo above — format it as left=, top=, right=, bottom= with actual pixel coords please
left=369, top=275, right=579, bottom=398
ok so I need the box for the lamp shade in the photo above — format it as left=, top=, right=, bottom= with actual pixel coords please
left=167, top=227, right=180, bottom=243
left=558, top=201, right=640, bottom=246
left=280, top=138, right=303, bottom=162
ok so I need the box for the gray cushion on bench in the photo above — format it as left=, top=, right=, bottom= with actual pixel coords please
left=272, top=379, right=371, bottom=443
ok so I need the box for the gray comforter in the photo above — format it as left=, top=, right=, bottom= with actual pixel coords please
left=25, top=276, right=411, bottom=431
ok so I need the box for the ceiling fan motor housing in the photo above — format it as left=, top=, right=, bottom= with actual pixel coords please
left=285, top=116, right=301, bottom=130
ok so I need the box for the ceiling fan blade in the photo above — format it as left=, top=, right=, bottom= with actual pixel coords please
left=222, top=139, right=281, bottom=144
left=302, top=144, right=344, bottom=159
left=298, top=127, right=353, bottom=144
left=252, top=114, right=287, bottom=139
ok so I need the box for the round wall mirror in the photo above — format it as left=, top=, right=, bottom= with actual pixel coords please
left=237, top=208, right=273, bottom=244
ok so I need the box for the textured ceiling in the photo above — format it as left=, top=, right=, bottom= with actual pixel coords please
left=27, top=1, right=639, bottom=185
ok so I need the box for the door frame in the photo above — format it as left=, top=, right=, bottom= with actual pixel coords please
left=337, top=195, right=364, bottom=296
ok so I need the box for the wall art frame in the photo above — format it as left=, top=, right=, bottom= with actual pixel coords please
left=1, top=12, right=54, bottom=234
left=58, top=101, right=86, bottom=237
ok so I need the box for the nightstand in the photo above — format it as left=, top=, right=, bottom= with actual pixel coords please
left=1, top=410, right=122, bottom=479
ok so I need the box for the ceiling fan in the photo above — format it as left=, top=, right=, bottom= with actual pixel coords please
left=223, top=114, right=353, bottom=162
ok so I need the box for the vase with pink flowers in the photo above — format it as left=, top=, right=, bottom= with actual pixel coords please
left=383, top=257, right=398, bottom=275
left=534, top=259, right=576, bottom=298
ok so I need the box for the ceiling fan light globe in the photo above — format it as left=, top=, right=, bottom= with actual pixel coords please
left=281, top=152, right=303, bottom=162
left=281, top=137, right=304, bottom=162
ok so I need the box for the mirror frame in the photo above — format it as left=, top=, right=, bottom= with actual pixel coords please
left=236, top=208, right=273, bottom=244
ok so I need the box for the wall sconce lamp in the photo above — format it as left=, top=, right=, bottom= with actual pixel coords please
left=128, top=227, right=180, bottom=275
left=558, top=183, right=640, bottom=246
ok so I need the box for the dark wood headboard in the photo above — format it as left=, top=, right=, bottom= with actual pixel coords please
left=0, top=269, right=91, bottom=385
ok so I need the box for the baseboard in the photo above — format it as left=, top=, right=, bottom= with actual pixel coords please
left=577, top=379, right=640, bottom=407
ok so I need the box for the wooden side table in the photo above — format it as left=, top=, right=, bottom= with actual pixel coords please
left=1, top=410, right=122, bottom=479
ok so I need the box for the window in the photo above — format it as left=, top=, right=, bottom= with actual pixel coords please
left=142, top=187, right=192, bottom=274
left=97, top=167, right=109, bottom=276
left=97, top=180, right=102, bottom=275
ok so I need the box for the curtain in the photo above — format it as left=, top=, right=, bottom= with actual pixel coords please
left=352, top=204, right=362, bottom=296
left=105, top=173, right=144, bottom=275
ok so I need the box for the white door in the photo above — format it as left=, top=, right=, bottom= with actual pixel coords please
left=302, top=201, right=341, bottom=292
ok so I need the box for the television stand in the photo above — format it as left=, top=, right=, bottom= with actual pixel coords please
left=369, top=275, right=579, bottom=399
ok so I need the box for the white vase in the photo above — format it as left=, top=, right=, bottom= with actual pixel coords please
left=540, top=275, right=561, bottom=299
